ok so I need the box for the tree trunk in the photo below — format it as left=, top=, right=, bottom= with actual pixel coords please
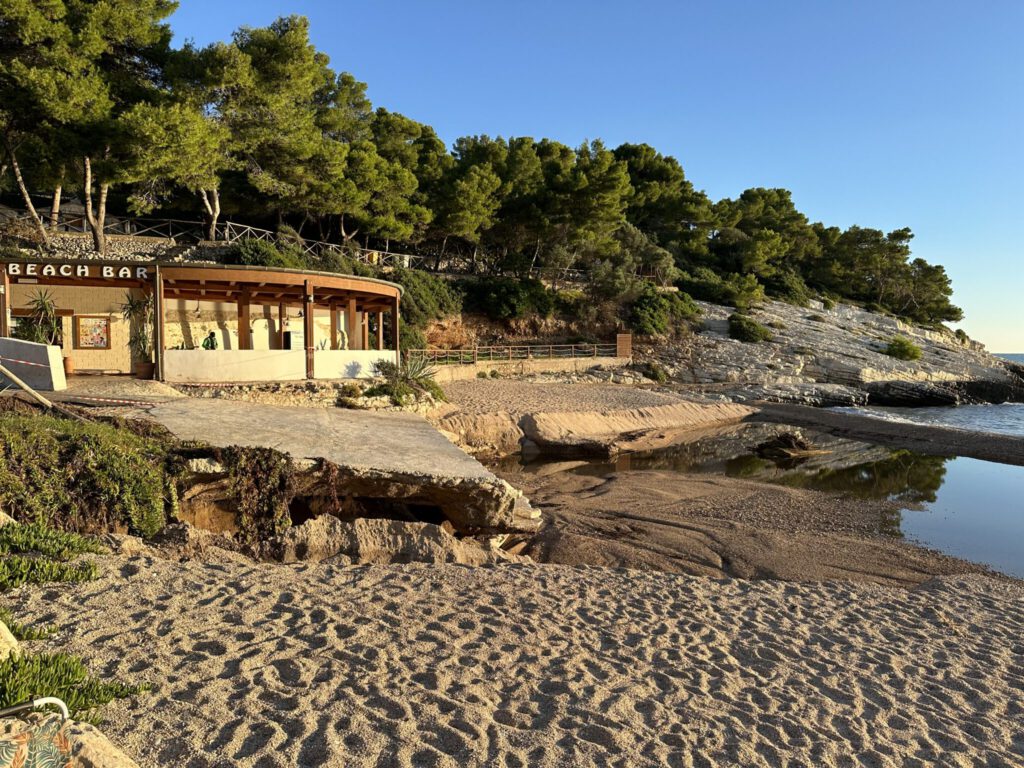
left=199, top=188, right=220, bottom=241
left=49, top=185, right=62, bottom=230
left=434, top=235, right=448, bottom=272
left=339, top=214, right=358, bottom=242
left=3, top=133, right=49, bottom=246
left=83, top=154, right=108, bottom=256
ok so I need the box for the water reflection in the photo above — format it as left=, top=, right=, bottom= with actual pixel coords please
left=497, top=425, right=1024, bottom=577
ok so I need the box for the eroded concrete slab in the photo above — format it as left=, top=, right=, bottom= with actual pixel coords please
left=122, top=398, right=493, bottom=480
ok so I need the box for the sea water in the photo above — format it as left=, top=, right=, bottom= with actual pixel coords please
left=833, top=352, right=1024, bottom=437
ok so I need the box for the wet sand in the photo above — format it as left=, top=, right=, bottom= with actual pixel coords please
left=9, top=556, right=1024, bottom=767
left=496, top=463, right=998, bottom=586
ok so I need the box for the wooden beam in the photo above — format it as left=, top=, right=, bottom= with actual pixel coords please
left=346, top=297, right=358, bottom=351
left=376, top=311, right=383, bottom=351
left=0, top=266, right=9, bottom=337
left=304, top=280, right=315, bottom=379
left=361, top=311, right=369, bottom=350
left=278, top=302, right=286, bottom=350
left=329, top=305, right=339, bottom=350
left=237, top=292, right=251, bottom=350
left=154, top=266, right=165, bottom=381
left=391, top=296, right=400, bottom=361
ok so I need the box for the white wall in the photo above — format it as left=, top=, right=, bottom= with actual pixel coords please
left=0, top=337, right=67, bottom=391
left=163, top=349, right=307, bottom=383
left=313, top=349, right=397, bottom=380
left=162, top=348, right=399, bottom=383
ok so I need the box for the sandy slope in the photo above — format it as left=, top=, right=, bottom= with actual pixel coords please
left=10, top=557, right=1024, bottom=767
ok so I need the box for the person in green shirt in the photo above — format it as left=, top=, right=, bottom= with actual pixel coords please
left=201, top=331, right=218, bottom=350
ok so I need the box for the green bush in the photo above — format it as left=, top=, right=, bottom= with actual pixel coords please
left=807, top=314, right=827, bottom=322
left=954, top=328, right=969, bottom=345
left=677, top=268, right=764, bottom=310
left=764, top=270, right=811, bottom=306
left=222, top=240, right=306, bottom=270
left=219, top=446, right=294, bottom=547
left=0, top=414, right=170, bottom=537
left=0, top=520, right=105, bottom=561
left=0, top=607, right=55, bottom=641
left=728, top=313, right=773, bottom=343
left=0, top=652, right=148, bottom=723
left=628, top=283, right=700, bottom=337
left=0, top=556, right=98, bottom=593
left=820, top=296, right=837, bottom=310
left=641, top=361, right=670, bottom=384
left=883, top=336, right=923, bottom=361
left=476, top=370, right=488, bottom=379
left=460, top=277, right=554, bottom=321
left=367, top=358, right=446, bottom=406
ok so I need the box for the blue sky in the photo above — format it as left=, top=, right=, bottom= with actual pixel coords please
left=170, top=0, right=1024, bottom=351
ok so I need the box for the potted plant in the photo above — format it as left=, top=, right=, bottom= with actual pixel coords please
left=11, top=289, right=67, bottom=370
left=121, top=291, right=155, bottom=379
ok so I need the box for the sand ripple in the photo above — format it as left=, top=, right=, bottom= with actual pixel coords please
left=10, top=559, right=1024, bottom=767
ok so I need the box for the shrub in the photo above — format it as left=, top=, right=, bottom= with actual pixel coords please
left=628, top=283, right=700, bottom=337
left=0, top=556, right=98, bottom=593
left=0, top=520, right=105, bottom=561
left=641, top=361, right=670, bottom=384
left=764, top=270, right=811, bottom=306
left=367, top=358, right=446, bottom=405
left=218, top=446, right=294, bottom=547
left=460, top=277, right=554, bottom=321
left=337, top=382, right=362, bottom=398
left=0, top=607, right=55, bottom=641
left=883, top=336, right=923, bottom=361
left=954, top=328, right=970, bottom=345
left=0, top=652, right=148, bottom=723
left=820, top=296, right=836, bottom=310
left=728, top=313, right=773, bottom=343
left=222, top=240, right=305, bottom=270
left=489, top=370, right=500, bottom=379
left=677, top=268, right=764, bottom=310
left=807, top=314, right=827, bottom=323
left=0, top=413, right=170, bottom=537
left=476, top=370, right=489, bottom=379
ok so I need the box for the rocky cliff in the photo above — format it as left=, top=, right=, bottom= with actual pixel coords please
left=645, top=299, right=1024, bottom=406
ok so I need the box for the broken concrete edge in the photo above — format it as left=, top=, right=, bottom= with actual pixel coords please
left=434, top=401, right=757, bottom=459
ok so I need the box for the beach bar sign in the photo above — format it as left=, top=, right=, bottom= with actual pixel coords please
left=5, top=262, right=150, bottom=281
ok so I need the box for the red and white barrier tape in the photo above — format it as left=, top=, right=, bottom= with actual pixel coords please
left=0, top=356, right=50, bottom=369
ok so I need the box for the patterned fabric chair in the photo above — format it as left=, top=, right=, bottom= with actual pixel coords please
left=0, top=714, right=73, bottom=768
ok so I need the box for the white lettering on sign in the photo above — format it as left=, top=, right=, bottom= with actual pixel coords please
left=4, top=261, right=155, bottom=282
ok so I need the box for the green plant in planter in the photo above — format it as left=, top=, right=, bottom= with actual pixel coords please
left=120, top=292, right=154, bottom=363
left=11, top=289, right=61, bottom=345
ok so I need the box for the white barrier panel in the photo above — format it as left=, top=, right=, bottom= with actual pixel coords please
left=0, top=337, right=67, bottom=391
left=313, top=349, right=398, bottom=380
left=163, top=349, right=307, bottom=383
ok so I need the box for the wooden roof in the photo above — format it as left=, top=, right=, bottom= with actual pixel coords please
left=2, top=258, right=401, bottom=311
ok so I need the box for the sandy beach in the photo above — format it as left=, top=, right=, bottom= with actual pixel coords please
left=7, top=555, right=1023, bottom=768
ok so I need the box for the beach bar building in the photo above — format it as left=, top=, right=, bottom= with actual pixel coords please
left=0, top=257, right=402, bottom=384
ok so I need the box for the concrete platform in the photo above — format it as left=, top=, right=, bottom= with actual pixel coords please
left=116, top=398, right=493, bottom=481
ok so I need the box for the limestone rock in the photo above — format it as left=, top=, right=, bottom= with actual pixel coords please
left=0, top=621, right=19, bottom=662
left=277, top=515, right=527, bottom=566
left=0, top=713, right=138, bottom=768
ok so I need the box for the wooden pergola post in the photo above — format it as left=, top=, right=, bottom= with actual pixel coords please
left=376, top=311, right=384, bottom=351
left=361, top=311, right=369, bottom=350
left=237, top=291, right=251, bottom=350
left=346, top=297, right=358, bottom=351
left=277, top=302, right=286, bottom=350
left=153, top=265, right=165, bottom=380
left=0, top=266, right=10, bottom=337
left=391, top=296, right=400, bottom=363
left=304, top=280, right=315, bottom=379
left=329, top=304, right=339, bottom=350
